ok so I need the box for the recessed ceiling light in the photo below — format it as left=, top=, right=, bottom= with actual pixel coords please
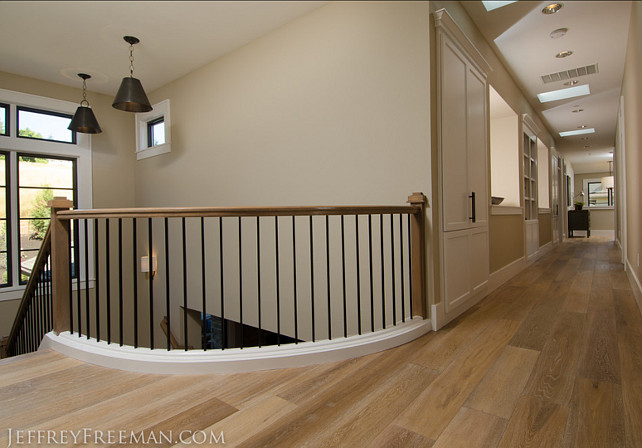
left=537, top=84, right=590, bottom=103
left=584, top=145, right=591, bottom=149
left=542, top=3, right=563, bottom=14
left=481, top=0, right=518, bottom=11
left=559, top=128, right=595, bottom=137
left=572, top=109, right=584, bottom=113
left=556, top=50, right=574, bottom=58
left=565, top=80, right=579, bottom=86
left=550, top=28, right=568, bottom=39
left=581, top=137, right=590, bottom=140
left=578, top=125, right=588, bottom=128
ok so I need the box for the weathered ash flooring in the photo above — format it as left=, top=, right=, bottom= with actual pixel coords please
left=1, top=237, right=641, bottom=447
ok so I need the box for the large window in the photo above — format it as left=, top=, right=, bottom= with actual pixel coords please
left=0, top=103, right=8, bottom=136
left=0, top=88, right=92, bottom=299
left=587, top=180, right=613, bottom=207
left=17, top=106, right=76, bottom=144
left=18, top=155, right=77, bottom=283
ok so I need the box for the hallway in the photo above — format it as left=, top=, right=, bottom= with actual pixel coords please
left=0, top=237, right=640, bottom=447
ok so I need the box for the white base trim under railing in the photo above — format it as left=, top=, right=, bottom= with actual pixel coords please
left=39, top=317, right=431, bottom=374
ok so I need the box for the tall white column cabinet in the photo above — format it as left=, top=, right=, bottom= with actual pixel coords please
left=434, top=10, right=491, bottom=327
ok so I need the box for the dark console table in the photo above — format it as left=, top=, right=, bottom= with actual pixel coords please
left=568, top=210, right=590, bottom=237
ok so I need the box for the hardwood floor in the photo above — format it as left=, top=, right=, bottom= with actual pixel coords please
left=1, top=237, right=641, bottom=447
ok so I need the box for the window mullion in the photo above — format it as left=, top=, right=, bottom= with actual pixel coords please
left=9, top=151, right=19, bottom=287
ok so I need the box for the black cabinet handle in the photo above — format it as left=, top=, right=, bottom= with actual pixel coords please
left=469, top=192, right=476, bottom=223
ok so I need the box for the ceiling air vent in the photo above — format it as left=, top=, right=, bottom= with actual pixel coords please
left=540, top=64, right=599, bottom=84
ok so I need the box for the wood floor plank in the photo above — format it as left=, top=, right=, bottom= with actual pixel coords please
left=509, top=281, right=570, bottom=351
left=370, top=425, right=435, bottom=448
left=466, top=345, right=540, bottom=419
left=432, top=406, right=507, bottom=448
left=613, top=289, right=642, bottom=336
left=523, top=311, right=585, bottom=406
left=577, top=286, right=621, bottom=384
left=394, top=319, right=521, bottom=440
left=562, top=377, right=625, bottom=448
left=612, top=270, right=632, bottom=291
left=497, top=395, right=569, bottom=448
left=617, top=329, right=642, bottom=448
left=562, top=270, right=593, bottom=314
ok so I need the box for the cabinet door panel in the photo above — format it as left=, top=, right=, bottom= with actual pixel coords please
left=470, top=228, right=489, bottom=294
left=467, top=66, right=488, bottom=227
left=441, top=38, right=470, bottom=232
left=443, top=230, right=472, bottom=312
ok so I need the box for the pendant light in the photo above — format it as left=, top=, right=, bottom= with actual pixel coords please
left=112, top=36, right=152, bottom=112
left=601, top=160, right=614, bottom=189
left=68, top=73, right=102, bottom=134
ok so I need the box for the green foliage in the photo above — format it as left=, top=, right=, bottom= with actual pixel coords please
left=32, top=188, right=54, bottom=239
left=20, top=156, right=50, bottom=164
left=18, top=127, right=43, bottom=139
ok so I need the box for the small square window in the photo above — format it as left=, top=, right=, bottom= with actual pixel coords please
left=135, top=99, right=171, bottom=160
left=147, top=117, right=165, bottom=147
left=0, top=103, right=8, bottom=136
left=17, top=106, right=76, bottom=144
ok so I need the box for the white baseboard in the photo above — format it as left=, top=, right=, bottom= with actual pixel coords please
left=625, top=259, right=642, bottom=315
left=488, top=256, right=527, bottom=293
left=39, top=318, right=432, bottom=374
left=591, top=230, right=616, bottom=238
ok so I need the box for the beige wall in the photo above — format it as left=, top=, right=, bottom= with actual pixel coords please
left=0, top=71, right=137, bottom=339
left=621, top=2, right=642, bottom=290
left=489, top=214, right=524, bottom=274
left=138, top=2, right=431, bottom=209
left=539, top=212, right=552, bottom=247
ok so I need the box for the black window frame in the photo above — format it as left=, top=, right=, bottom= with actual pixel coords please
left=147, top=116, right=165, bottom=148
left=15, top=153, right=79, bottom=286
left=16, top=106, right=77, bottom=145
left=0, top=151, right=12, bottom=287
left=0, top=103, right=9, bottom=137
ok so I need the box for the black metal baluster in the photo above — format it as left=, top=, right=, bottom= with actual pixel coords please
left=399, top=214, right=406, bottom=323
left=408, top=215, right=413, bottom=317
left=326, top=215, right=331, bottom=340
left=202, top=217, right=207, bottom=351
left=275, top=216, right=280, bottom=346
left=84, top=220, right=90, bottom=339
left=165, top=218, right=171, bottom=351
left=94, top=219, right=100, bottom=342
left=341, top=215, right=347, bottom=338
left=368, top=215, right=374, bottom=333
left=118, top=218, right=124, bottom=345
left=69, top=237, right=74, bottom=336
left=355, top=215, right=362, bottom=335
left=182, top=217, right=188, bottom=351
left=390, top=214, right=396, bottom=326
left=257, top=217, right=262, bottom=348
left=76, top=220, right=82, bottom=337
left=105, top=219, right=111, bottom=343
left=219, top=217, right=226, bottom=350
left=380, top=215, right=386, bottom=330
left=292, top=216, right=298, bottom=344
left=239, top=217, right=243, bottom=349
left=132, top=218, right=138, bottom=348
left=309, top=216, right=315, bottom=342
left=148, top=218, right=153, bottom=350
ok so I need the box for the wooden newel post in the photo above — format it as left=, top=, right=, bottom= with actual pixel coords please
left=48, top=197, right=73, bottom=335
left=408, top=192, right=427, bottom=318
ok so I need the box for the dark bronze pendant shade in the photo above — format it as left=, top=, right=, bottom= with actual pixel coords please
left=112, top=36, right=153, bottom=112
left=69, top=73, right=102, bottom=134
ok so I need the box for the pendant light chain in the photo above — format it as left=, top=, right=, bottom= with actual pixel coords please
left=129, top=43, right=135, bottom=77
left=81, top=78, right=88, bottom=106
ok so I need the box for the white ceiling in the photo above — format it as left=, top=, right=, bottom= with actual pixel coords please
left=0, top=1, right=326, bottom=95
left=462, top=0, right=631, bottom=174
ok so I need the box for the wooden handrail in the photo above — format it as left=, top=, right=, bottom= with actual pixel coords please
left=56, top=204, right=421, bottom=220
left=160, top=317, right=192, bottom=350
left=4, top=226, right=52, bottom=354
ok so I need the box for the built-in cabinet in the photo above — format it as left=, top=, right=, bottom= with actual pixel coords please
left=435, top=10, right=490, bottom=322
left=522, top=115, right=539, bottom=258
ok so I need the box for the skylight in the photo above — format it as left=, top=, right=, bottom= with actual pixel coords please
left=559, top=128, right=595, bottom=137
left=482, top=1, right=518, bottom=11
left=537, top=84, right=591, bottom=103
